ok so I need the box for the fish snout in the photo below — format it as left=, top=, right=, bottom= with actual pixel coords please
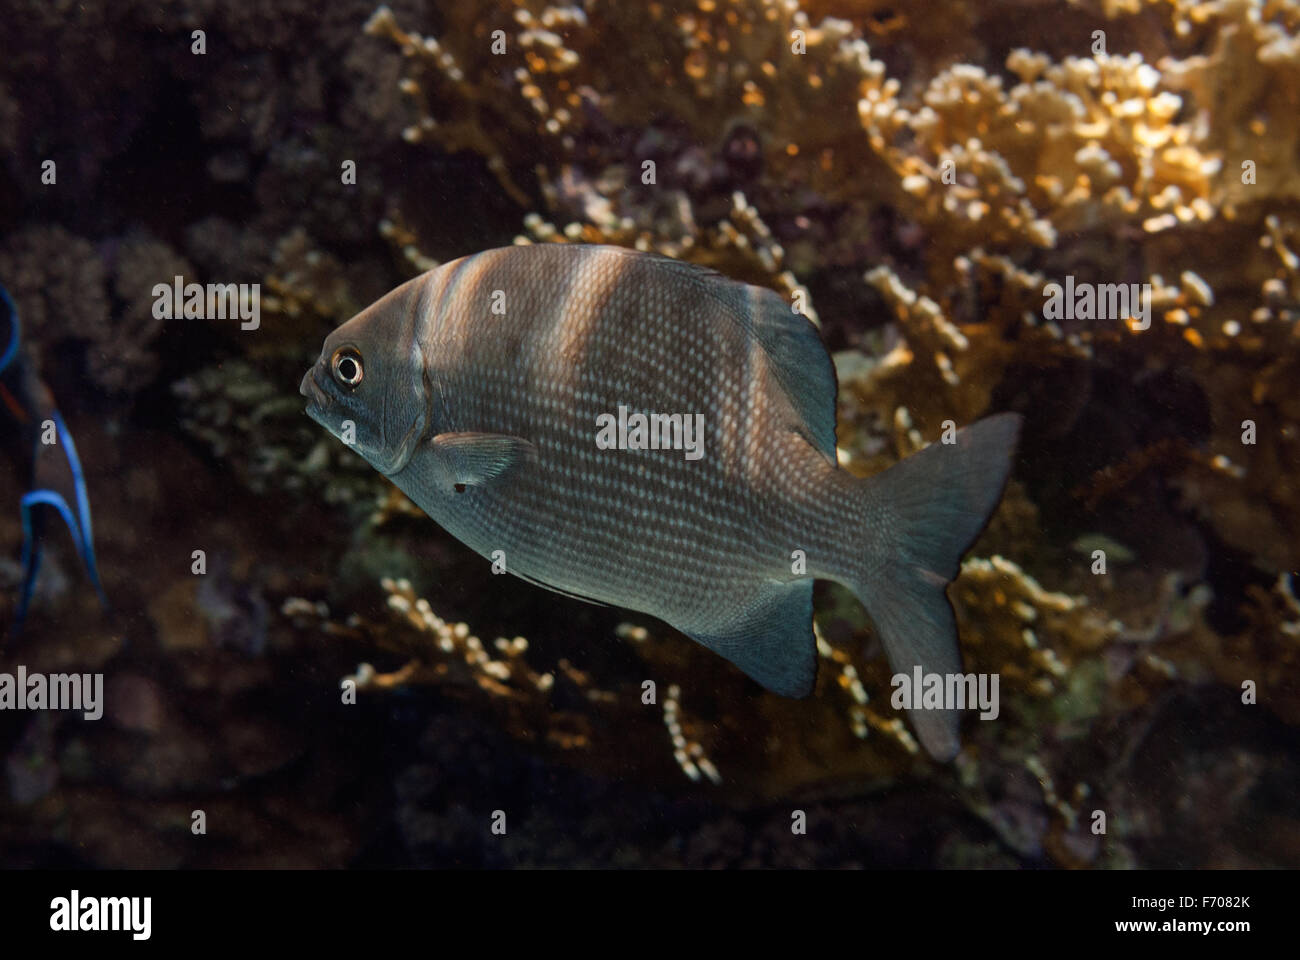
left=300, top=367, right=327, bottom=405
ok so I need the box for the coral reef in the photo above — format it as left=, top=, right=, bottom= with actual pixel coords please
left=331, top=0, right=1300, bottom=865
left=2, top=0, right=1298, bottom=868
left=0, top=226, right=193, bottom=395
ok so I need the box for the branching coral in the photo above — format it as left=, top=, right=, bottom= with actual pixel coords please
left=1215, top=572, right=1300, bottom=723
left=0, top=226, right=109, bottom=369
left=662, top=683, right=723, bottom=783
left=954, top=556, right=1117, bottom=699
left=284, top=578, right=728, bottom=777
left=173, top=358, right=380, bottom=504
left=103, top=234, right=193, bottom=393
left=0, top=225, right=186, bottom=394
left=365, top=0, right=894, bottom=285
left=1162, top=211, right=1300, bottom=571
left=1160, top=0, right=1300, bottom=213
left=866, top=49, right=1219, bottom=254
left=366, top=1, right=889, bottom=202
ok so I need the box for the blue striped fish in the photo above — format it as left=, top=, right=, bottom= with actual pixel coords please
left=1, top=284, right=107, bottom=630
left=301, top=244, right=1020, bottom=759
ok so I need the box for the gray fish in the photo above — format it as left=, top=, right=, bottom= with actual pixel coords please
left=301, top=244, right=1020, bottom=759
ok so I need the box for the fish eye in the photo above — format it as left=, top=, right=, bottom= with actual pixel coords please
left=330, top=347, right=364, bottom=388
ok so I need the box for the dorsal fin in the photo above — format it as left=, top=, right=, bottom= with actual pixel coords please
left=738, top=282, right=838, bottom=459
left=614, top=248, right=838, bottom=459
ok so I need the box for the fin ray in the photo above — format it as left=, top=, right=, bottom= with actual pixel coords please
left=842, top=413, right=1022, bottom=760
left=432, top=432, right=536, bottom=487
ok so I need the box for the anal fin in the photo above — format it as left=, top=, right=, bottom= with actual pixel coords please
left=684, top=580, right=817, bottom=697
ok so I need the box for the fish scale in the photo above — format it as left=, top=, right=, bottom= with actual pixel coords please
left=424, top=249, right=771, bottom=613
left=302, top=243, right=1021, bottom=759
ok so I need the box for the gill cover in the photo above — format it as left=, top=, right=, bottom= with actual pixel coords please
left=312, top=275, right=430, bottom=478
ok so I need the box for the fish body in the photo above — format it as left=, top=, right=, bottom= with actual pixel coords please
left=302, top=244, right=1019, bottom=758
left=0, top=284, right=107, bottom=629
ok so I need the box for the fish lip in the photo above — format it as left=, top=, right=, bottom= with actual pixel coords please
left=300, top=367, right=330, bottom=413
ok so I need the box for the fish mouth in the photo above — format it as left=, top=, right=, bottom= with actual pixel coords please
left=300, top=368, right=331, bottom=419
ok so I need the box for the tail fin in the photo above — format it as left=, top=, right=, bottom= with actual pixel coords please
left=848, top=413, right=1021, bottom=760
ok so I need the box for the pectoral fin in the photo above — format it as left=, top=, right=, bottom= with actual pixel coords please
left=431, top=432, right=536, bottom=488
